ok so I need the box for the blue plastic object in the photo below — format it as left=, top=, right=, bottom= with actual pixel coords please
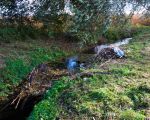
left=113, top=47, right=124, bottom=58
left=66, top=56, right=79, bottom=73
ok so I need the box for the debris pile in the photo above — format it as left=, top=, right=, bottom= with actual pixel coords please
left=94, top=45, right=125, bottom=60
left=7, top=62, right=68, bottom=109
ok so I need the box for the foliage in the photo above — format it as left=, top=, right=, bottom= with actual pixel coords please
left=0, top=0, right=47, bottom=42
left=70, top=0, right=111, bottom=44
left=0, top=0, right=30, bottom=23
left=32, top=0, right=150, bottom=44
left=139, top=13, right=150, bottom=26
left=0, top=0, right=150, bottom=44
left=0, top=27, right=19, bottom=42
left=0, top=82, right=10, bottom=98
left=103, top=25, right=139, bottom=42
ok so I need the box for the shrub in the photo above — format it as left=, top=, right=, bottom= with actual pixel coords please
left=104, top=25, right=133, bottom=43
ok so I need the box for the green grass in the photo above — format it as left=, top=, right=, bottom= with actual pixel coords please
left=0, top=47, right=66, bottom=100
left=120, top=109, right=146, bottom=120
left=28, top=26, right=150, bottom=120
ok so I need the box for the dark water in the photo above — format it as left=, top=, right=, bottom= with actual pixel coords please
left=1, top=109, right=31, bottom=120
left=0, top=96, right=42, bottom=120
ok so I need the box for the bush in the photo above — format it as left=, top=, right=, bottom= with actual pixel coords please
left=104, top=26, right=133, bottom=43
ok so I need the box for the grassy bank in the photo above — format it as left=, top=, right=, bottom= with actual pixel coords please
left=28, top=26, right=150, bottom=120
left=0, top=46, right=66, bottom=100
left=0, top=26, right=149, bottom=119
left=0, top=33, right=82, bottom=101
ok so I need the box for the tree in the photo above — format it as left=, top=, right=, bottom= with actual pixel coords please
left=31, top=0, right=111, bottom=44
left=0, top=0, right=30, bottom=24
left=32, top=0, right=149, bottom=44
left=0, top=0, right=149, bottom=43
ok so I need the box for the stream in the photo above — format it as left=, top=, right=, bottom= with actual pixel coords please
left=111, top=38, right=132, bottom=46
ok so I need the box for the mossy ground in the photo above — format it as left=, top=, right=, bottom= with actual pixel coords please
left=28, top=27, right=150, bottom=120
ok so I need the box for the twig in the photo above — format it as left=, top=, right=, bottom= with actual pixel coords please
left=11, top=91, right=24, bottom=109
left=15, top=97, right=21, bottom=109
left=11, top=92, right=21, bottom=105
